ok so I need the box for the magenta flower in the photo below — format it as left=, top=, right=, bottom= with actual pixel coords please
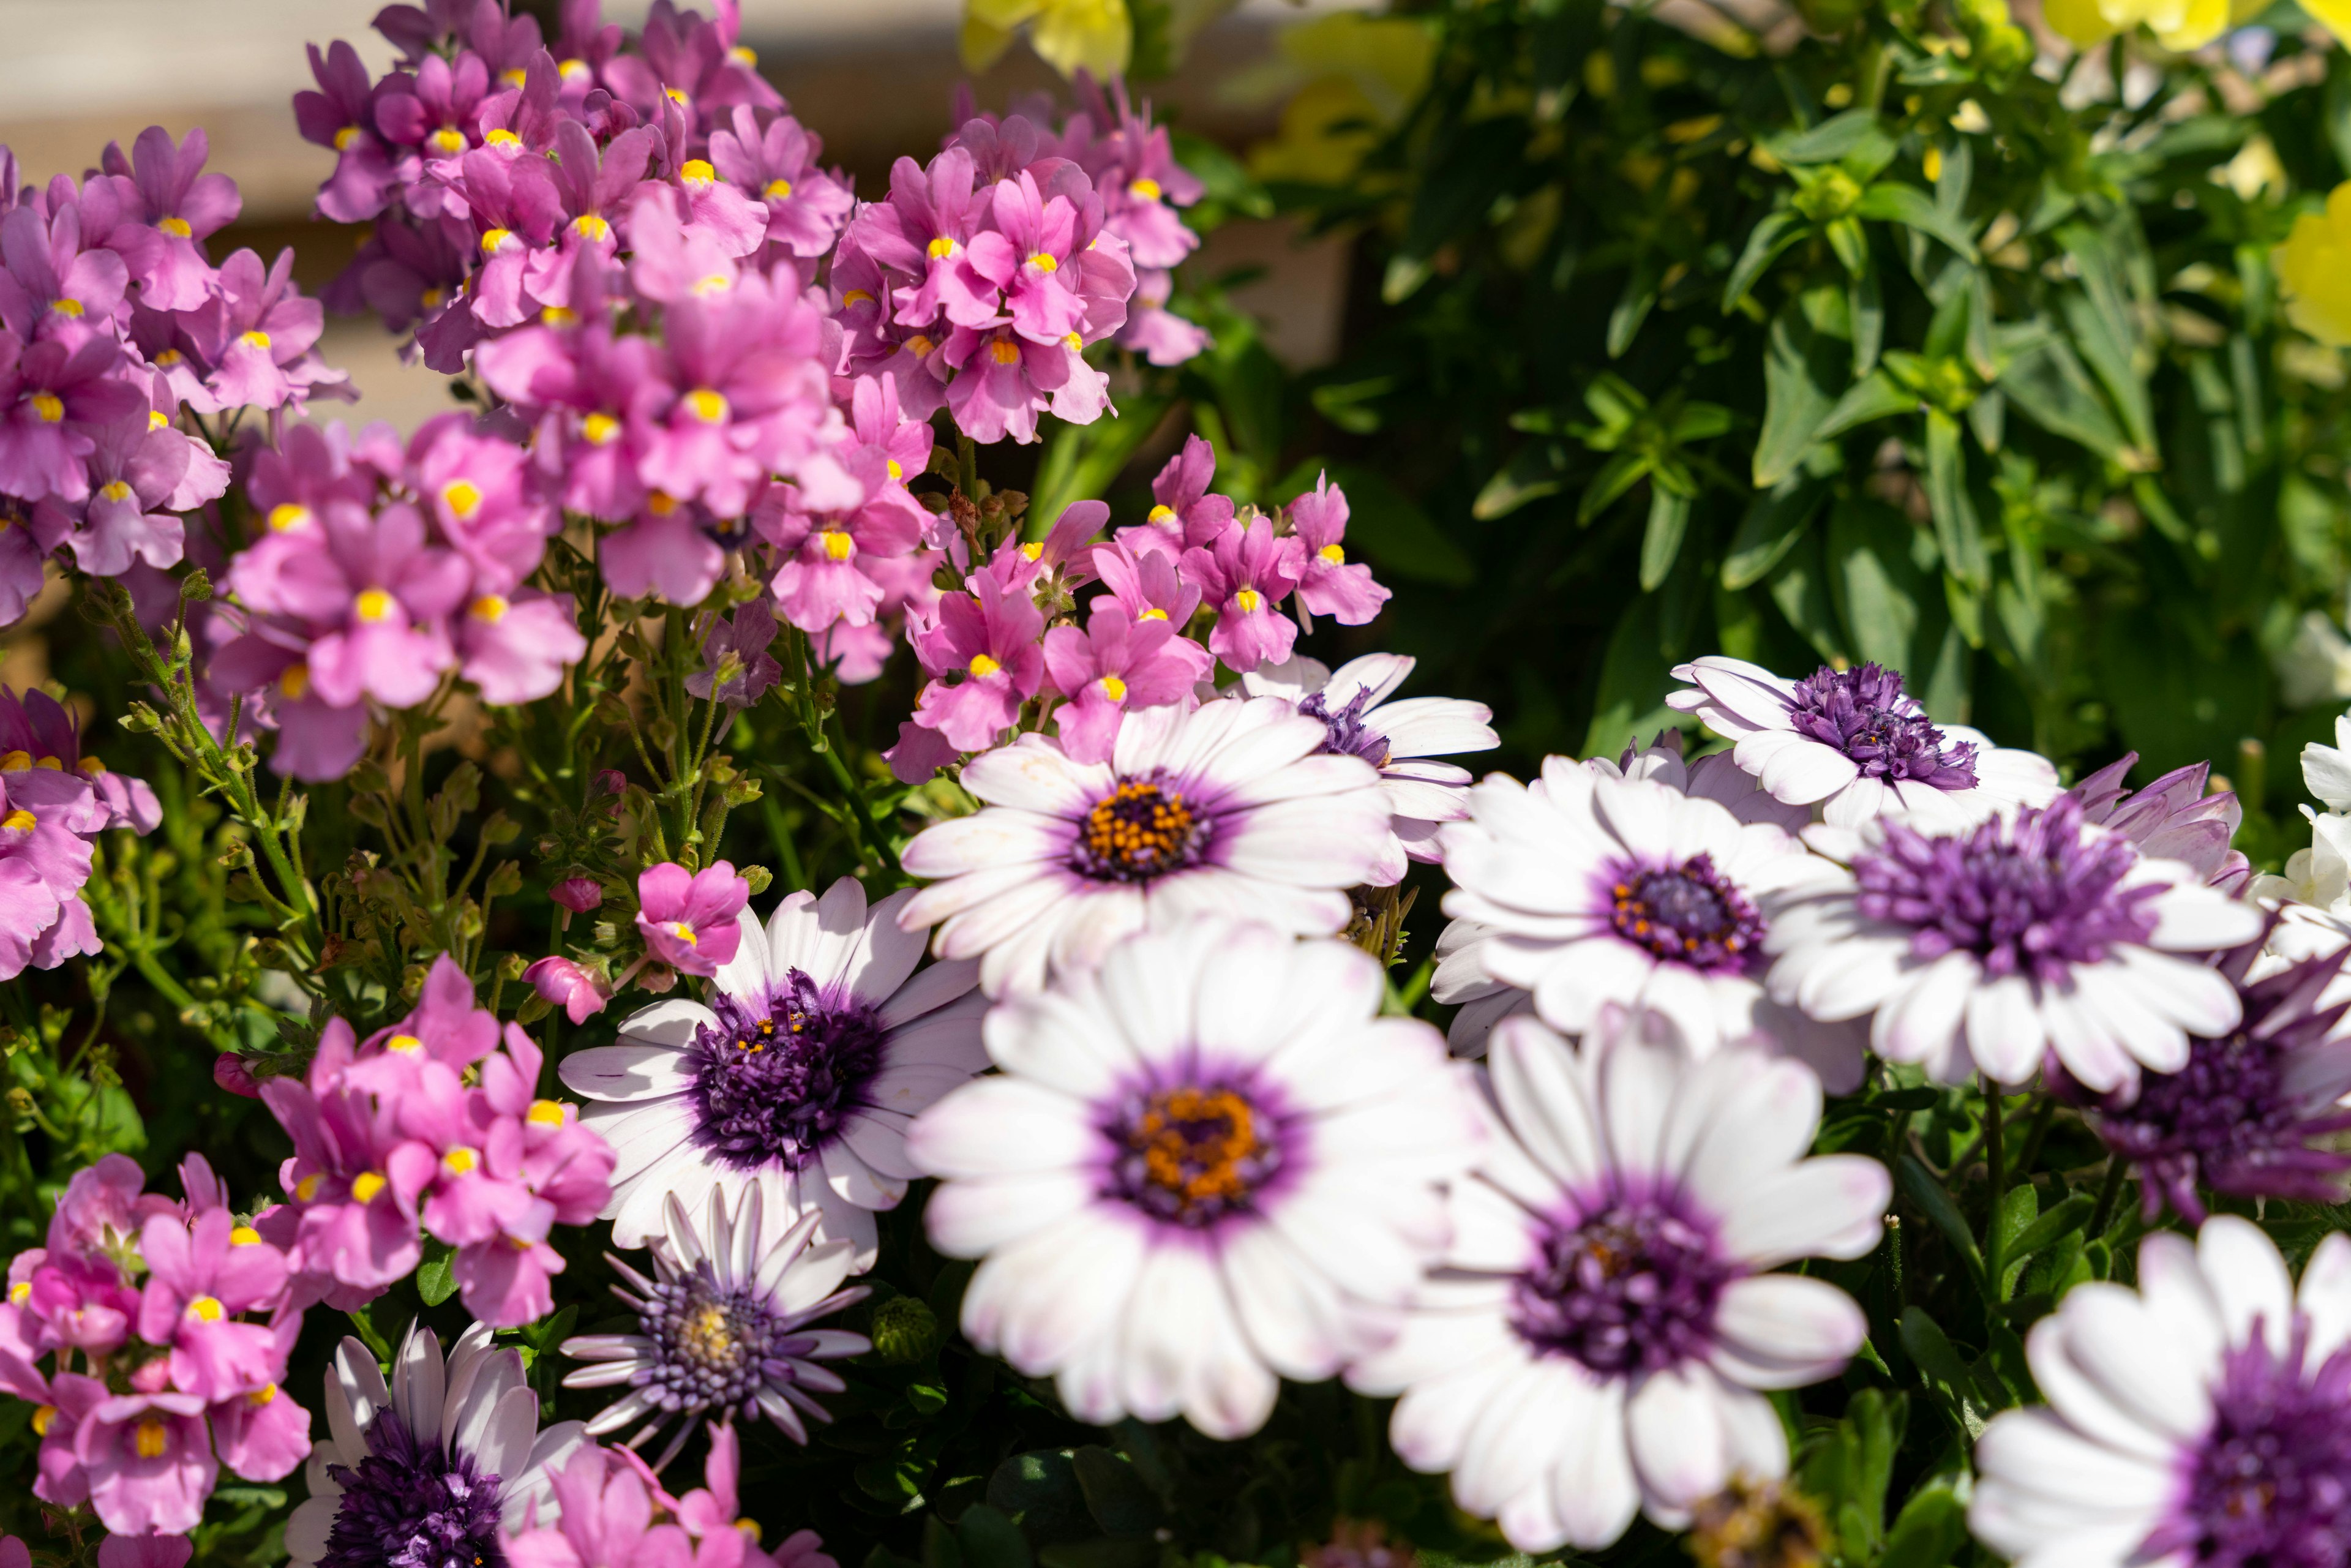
left=0, top=203, right=129, bottom=345
left=942, top=326, right=1107, bottom=446
left=373, top=51, right=495, bottom=215
left=1091, top=537, right=1204, bottom=629
left=475, top=312, right=662, bottom=521
left=77, top=1392, right=215, bottom=1535
left=981, top=498, right=1105, bottom=599
left=0, top=510, right=45, bottom=625
left=183, top=248, right=343, bottom=412
left=32, top=413, right=192, bottom=577
left=860, top=146, right=984, bottom=330
left=909, top=574, right=1047, bottom=751
left=1288, top=473, right=1389, bottom=626
left=626, top=187, right=746, bottom=306
left=226, top=500, right=469, bottom=710
left=709, top=105, right=854, bottom=258
left=297, top=40, right=410, bottom=222
left=358, top=951, right=504, bottom=1075
left=201, top=618, right=373, bottom=783
left=459, top=588, right=585, bottom=703
left=525, top=121, right=656, bottom=311
left=684, top=593, right=781, bottom=710
left=523, top=955, right=612, bottom=1024
left=408, top=410, right=556, bottom=589
left=203, top=1328, right=312, bottom=1483
left=1, top=331, right=144, bottom=505
left=1117, top=433, right=1232, bottom=559
left=1182, top=516, right=1307, bottom=671
left=451, top=145, right=563, bottom=328
left=0, top=765, right=105, bottom=980
left=260, top=1018, right=437, bottom=1300
left=0, top=683, right=161, bottom=832
left=90, top=127, right=241, bottom=312
left=635, top=859, right=751, bottom=976
left=599, top=497, right=727, bottom=606
left=133, top=1208, right=288, bottom=1403
left=1042, top=602, right=1201, bottom=763
left=341, top=216, right=474, bottom=368
left=97, top=1532, right=195, bottom=1568
left=759, top=451, right=924, bottom=633
left=551, top=876, right=604, bottom=915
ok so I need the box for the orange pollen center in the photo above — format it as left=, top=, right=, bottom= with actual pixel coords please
left=989, top=339, right=1022, bottom=366
left=1130, top=1088, right=1262, bottom=1212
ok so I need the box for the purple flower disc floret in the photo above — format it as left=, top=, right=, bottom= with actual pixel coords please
left=686, top=968, right=887, bottom=1173
left=1785, top=663, right=1978, bottom=788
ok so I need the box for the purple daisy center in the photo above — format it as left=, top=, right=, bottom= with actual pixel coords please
left=1785, top=662, right=1978, bottom=788
left=1853, top=797, right=2160, bottom=982
left=1100, top=1077, right=1288, bottom=1228
left=634, top=1267, right=792, bottom=1420
left=686, top=969, right=886, bottom=1174
left=1070, top=773, right=1212, bottom=883
left=1608, top=854, right=1763, bottom=971
left=1510, top=1188, right=1739, bottom=1378
left=320, top=1412, right=506, bottom=1568
left=1300, top=686, right=1391, bottom=768
left=2141, top=1326, right=2351, bottom=1568
left=2052, top=952, right=2351, bottom=1220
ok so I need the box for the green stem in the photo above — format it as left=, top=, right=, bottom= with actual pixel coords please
left=1981, top=1078, right=2008, bottom=1300
left=2087, top=1156, right=2130, bottom=1240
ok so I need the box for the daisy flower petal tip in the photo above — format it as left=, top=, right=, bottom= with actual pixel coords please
left=905, top=917, right=1485, bottom=1441
left=897, top=696, right=1398, bottom=999
left=1668, top=655, right=2061, bottom=828
left=284, top=1321, right=590, bottom=1568
left=561, top=874, right=989, bottom=1272
left=1237, top=652, right=1499, bottom=870
left=1971, top=1216, right=2351, bottom=1568
left=1764, top=793, right=2267, bottom=1093
left=558, top=1182, right=869, bottom=1468
left=1433, top=748, right=1866, bottom=1086
left=1346, top=1009, right=1885, bottom=1553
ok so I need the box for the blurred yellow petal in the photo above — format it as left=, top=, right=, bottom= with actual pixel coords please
left=961, top=12, right=1020, bottom=71
left=2150, top=0, right=2228, bottom=49
left=2045, top=0, right=2121, bottom=44
left=2278, top=182, right=2351, bottom=348
left=2303, top=0, right=2351, bottom=42
left=1030, top=0, right=1131, bottom=78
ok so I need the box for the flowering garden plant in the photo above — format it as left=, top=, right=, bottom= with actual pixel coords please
left=13, top=0, right=2351, bottom=1567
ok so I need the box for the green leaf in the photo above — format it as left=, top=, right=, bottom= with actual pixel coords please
left=1813, top=370, right=1914, bottom=443
left=1767, top=108, right=1897, bottom=167
left=1767, top=530, right=1848, bottom=665
left=1851, top=264, right=1884, bottom=377
left=1608, top=258, right=1660, bottom=359
left=1723, top=208, right=1807, bottom=312
left=1578, top=449, right=1652, bottom=524
left=1473, top=440, right=1569, bottom=520
left=1723, top=478, right=1829, bottom=590
left=1827, top=497, right=1931, bottom=672
left=2055, top=222, right=2157, bottom=454
left=1924, top=409, right=1989, bottom=590
left=1310, top=375, right=1398, bottom=435
left=1316, top=462, right=1476, bottom=586
left=1402, top=118, right=1529, bottom=265
left=1879, top=1484, right=1968, bottom=1568
left=1998, top=337, right=2129, bottom=462
left=957, top=1506, right=1034, bottom=1568
left=2007, top=1195, right=2095, bottom=1266
left=1071, top=1447, right=1161, bottom=1537
left=1854, top=183, right=1978, bottom=260
left=1168, top=131, right=1272, bottom=223
left=1896, top=1156, right=1983, bottom=1281
left=1754, top=300, right=1848, bottom=487
left=1578, top=595, right=1684, bottom=759
left=1640, top=487, right=1692, bottom=591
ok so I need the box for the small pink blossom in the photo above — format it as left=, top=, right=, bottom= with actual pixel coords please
left=635, top=860, right=749, bottom=975
left=1182, top=516, right=1307, bottom=672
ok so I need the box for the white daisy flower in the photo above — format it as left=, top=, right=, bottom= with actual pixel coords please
left=898, top=697, right=1395, bottom=998
left=1434, top=749, right=1862, bottom=1080
left=1764, top=795, right=2265, bottom=1091
left=1431, top=918, right=1535, bottom=1058
left=905, top=918, right=1484, bottom=1439
left=560, top=876, right=988, bottom=1270
left=284, top=1322, right=591, bottom=1568
left=1971, top=1215, right=2351, bottom=1568
left=1666, top=656, right=2060, bottom=828
left=1347, top=1012, right=1889, bottom=1552
left=560, top=1182, right=870, bottom=1468
left=1238, top=653, right=1499, bottom=880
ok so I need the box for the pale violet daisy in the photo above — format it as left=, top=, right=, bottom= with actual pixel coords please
left=560, top=876, right=988, bottom=1270
left=1239, top=652, right=1499, bottom=880
left=560, top=1183, right=870, bottom=1468
left=906, top=919, right=1483, bottom=1439
left=1971, top=1216, right=2351, bottom=1568
left=1346, top=1011, right=1888, bottom=1552
left=1667, top=656, right=2060, bottom=828
left=1434, top=747, right=1862, bottom=1078
left=285, top=1322, right=591, bottom=1568
left=1765, top=795, right=2265, bottom=1090
left=898, top=697, right=1393, bottom=998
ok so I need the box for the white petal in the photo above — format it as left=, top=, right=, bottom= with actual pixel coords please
left=1625, top=1365, right=1730, bottom=1512
left=558, top=1043, right=694, bottom=1102
left=1708, top=1274, right=1867, bottom=1388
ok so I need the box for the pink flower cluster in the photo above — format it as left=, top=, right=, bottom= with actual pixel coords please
left=506, top=1420, right=834, bottom=1568
left=526, top=857, right=749, bottom=1022
left=950, top=74, right=1210, bottom=367
left=0, top=1153, right=310, bottom=1535
left=204, top=414, right=587, bottom=779
left=1, top=686, right=162, bottom=979
left=887, top=434, right=1390, bottom=780
left=0, top=128, right=345, bottom=623
left=257, top=954, right=616, bottom=1324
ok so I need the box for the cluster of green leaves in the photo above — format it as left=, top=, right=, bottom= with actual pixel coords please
left=1160, top=0, right=2351, bottom=846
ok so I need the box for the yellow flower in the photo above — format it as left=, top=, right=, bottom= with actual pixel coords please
left=962, top=0, right=1131, bottom=79
left=2280, top=182, right=2351, bottom=348
left=2042, top=0, right=2227, bottom=48
left=1237, top=14, right=1436, bottom=187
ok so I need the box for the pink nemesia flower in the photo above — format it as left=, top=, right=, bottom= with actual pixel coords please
left=134, top=1207, right=289, bottom=1401
left=1287, top=473, right=1389, bottom=626
left=1042, top=602, right=1200, bottom=764
left=77, top=1392, right=215, bottom=1534
left=1, top=331, right=145, bottom=506
left=909, top=574, right=1046, bottom=751
left=599, top=495, right=727, bottom=606
left=635, top=860, right=750, bottom=975
left=260, top=1018, right=437, bottom=1302
left=524, top=955, right=612, bottom=1023
left=1091, top=537, right=1204, bottom=632
left=91, top=126, right=242, bottom=312
left=1117, top=433, right=1233, bottom=558
left=1182, top=516, right=1307, bottom=672
left=97, top=1533, right=195, bottom=1568
left=710, top=105, right=854, bottom=258
left=0, top=684, right=161, bottom=831
left=0, top=203, right=129, bottom=344
left=457, top=588, right=585, bottom=703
